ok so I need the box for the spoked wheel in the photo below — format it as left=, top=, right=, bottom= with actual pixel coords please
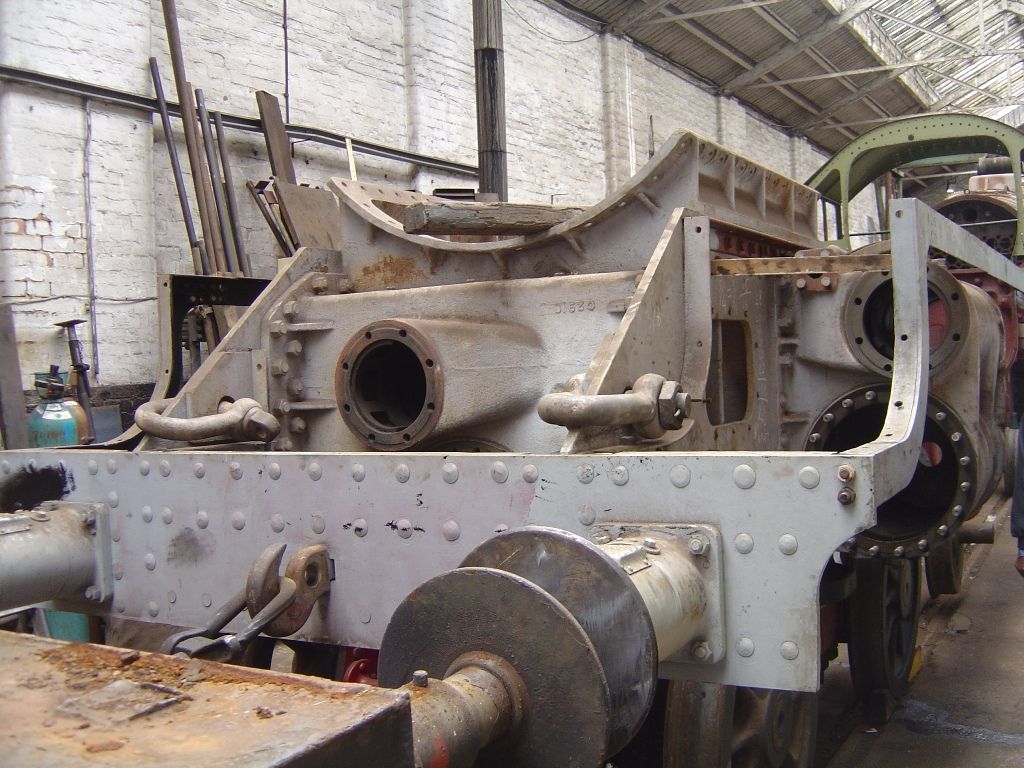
left=847, top=557, right=922, bottom=723
left=925, top=536, right=965, bottom=596
left=662, top=681, right=817, bottom=768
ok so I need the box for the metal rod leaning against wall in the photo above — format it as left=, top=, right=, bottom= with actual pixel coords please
left=196, top=89, right=240, bottom=275
left=214, top=111, right=251, bottom=276
left=149, top=57, right=208, bottom=275
left=160, top=0, right=224, bottom=273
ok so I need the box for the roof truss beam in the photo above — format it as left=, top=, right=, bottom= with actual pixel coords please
left=722, top=0, right=878, bottom=94
left=870, top=8, right=977, bottom=53
left=638, top=0, right=786, bottom=28
left=744, top=50, right=1024, bottom=89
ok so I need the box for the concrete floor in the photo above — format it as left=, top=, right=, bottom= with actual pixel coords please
left=826, top=499, right=1024, bottom=768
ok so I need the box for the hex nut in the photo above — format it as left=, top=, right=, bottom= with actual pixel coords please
left=688, top=534, right=710, bottom=556
left=657, top=380, right=687, bottom=429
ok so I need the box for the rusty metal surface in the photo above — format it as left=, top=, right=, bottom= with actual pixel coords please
left=0, top=632, right=413, bottom=767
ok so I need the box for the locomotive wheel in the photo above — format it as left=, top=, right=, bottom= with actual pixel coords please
left=925, top=536, right=965, bottom=597
left=662, top=681, right=817, bottom=768
left=847, top=557, right=921, bottom=724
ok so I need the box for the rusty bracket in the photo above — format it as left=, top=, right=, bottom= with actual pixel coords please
left=246, top=543, right=333, bottom=637
left=159, top=542, right=332, bottom=660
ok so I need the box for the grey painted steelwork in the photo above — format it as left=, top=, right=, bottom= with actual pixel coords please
left=1, top=129, right=1020, bottom=709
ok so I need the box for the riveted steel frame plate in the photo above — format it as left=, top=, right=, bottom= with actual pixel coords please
left=2, top=203, right=1021, bottom=694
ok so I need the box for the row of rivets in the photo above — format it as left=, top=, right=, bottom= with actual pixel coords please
left=734, top=636, right=800, bottom=660
left=732, top=533, right=799, bottom=556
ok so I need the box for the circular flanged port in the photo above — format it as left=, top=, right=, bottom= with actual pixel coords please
left=336, top=320, right=442, bottom=450
left=936, top=195, right=1018, bottom=260
left=843, top=266, right=968, bottom=377
left=806, top=385, right=975, bottom=558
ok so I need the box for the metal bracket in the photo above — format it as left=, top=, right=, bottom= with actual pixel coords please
left=38, top=501, right=113, bottom=603
left=594, top=523, right=725, bottom=667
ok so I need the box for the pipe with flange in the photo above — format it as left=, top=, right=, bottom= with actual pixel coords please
left=0, top=506, right=100, bottom=611
left=379, top=526, right=711, bottom=767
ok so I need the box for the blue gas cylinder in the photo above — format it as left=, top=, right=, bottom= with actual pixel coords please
left=27, top=367, right=81, bottom=447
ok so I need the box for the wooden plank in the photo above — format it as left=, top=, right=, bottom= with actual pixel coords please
left=711, top=252, right=892, bottom=276
left=403, top=202, right=585, bottom=235
left=0, top=305, right=28, bottom=449
left=255, top=91, right=297, bottom=184
left=275, top=182, right=343, bottom=250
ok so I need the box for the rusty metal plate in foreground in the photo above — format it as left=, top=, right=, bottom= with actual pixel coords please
left=0, top=632, right=413, bottom=767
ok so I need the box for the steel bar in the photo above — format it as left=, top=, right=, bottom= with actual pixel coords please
left=870, top=8, right=976, bottom=52
left=149, top=58, right=208, bottom=275
left=186, top=87, right=227, bottom=273
left=213, top=111, right=250, bottom=276
left=196, top=90, right=239, bottom=275
left=247, top=180, right=295, bottom=256
left=749, top=50, right=1024, bottom=89
left=82, top=100, right=100, bottom=379
left=160, top=0, right=222, bottom=274
left=0, top=64, right=477, bottom=177
left=641, top=0, right=785, bottom=26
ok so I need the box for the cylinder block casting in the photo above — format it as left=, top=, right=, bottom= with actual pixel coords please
left=806, top=386, right=984, bottom=558
left=843, top=266, right=969, bottom=377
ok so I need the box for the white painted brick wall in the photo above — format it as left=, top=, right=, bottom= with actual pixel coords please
left=1, top=0, right=876, bottom=388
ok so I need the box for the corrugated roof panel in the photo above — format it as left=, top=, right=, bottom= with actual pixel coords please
left=557, top=0, right=1024, bottom=155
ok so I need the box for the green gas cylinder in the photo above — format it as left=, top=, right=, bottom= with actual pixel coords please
left=27, top=366, right=83, bottom=447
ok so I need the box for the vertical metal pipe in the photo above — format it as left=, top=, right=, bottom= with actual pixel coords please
left=160, top=0, right=223, bottom=272
left=149, top=57, right=208, bottom=275
left=472, top=0, right=508, bottom=201
left=195, top=89, right=239, bottom=275
left=213, top=112, right=250, bottom=276
left=82, top=98, right=100, bottom=379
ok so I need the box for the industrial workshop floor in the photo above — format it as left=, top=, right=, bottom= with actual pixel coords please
left=821, top=497, right=1024, bottom=768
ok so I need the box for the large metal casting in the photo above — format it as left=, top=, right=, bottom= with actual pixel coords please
left=2, top=128, right=1023, bottom=766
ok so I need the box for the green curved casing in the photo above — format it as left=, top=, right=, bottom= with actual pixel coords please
left=806, top=114, right=1024, bottom=256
